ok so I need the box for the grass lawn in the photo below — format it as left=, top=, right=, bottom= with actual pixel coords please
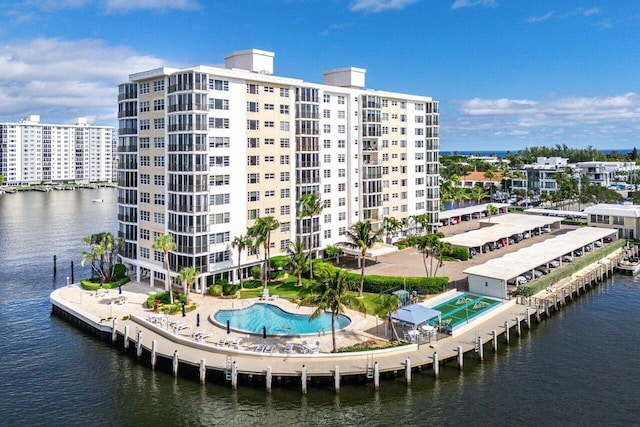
left=239, top=275, right=381, bottom=315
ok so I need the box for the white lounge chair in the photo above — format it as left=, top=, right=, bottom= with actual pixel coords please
left=218, top=336, right=231, bottom=345
left=264, top=344, right=276, bottom=353
left=255, top=343, right=266, bottom=352
left=230, top=337, right=242, bottom=347
left=284, top=343, right=294, bottom=353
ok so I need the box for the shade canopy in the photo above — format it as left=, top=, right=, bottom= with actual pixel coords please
left=391, top=304, right=441, bottom=326
left=393, top=289, right=410, bottom=303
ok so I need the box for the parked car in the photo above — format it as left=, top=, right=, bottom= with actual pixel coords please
left=516, top=276, right=528, bottom=285
left=584, top=244, right=593, bottom=252
left=532, top=270, right=544, bottom=279
left=469, top=247, right=477, bottom=257
left=549, top=260, right=560, bottom=268
left=603, top=236, right=613, bottom=243
left=562, top=255, right=574, bottom=263
left=574, top=250, right=583, bottom=257
left=523, top=232, right=531, bottom=239
left=511, top=234, right=523, bottom=243
left=523, top=273, right=533, bottom=281
left=537, top=266, right=550, bottom=275
left=594, top=240, right=603, bottom=248
left=496, top=238, right=508, bottom=248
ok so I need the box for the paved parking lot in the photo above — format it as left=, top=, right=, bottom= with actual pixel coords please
left=337, top=215, right=576, bottom=284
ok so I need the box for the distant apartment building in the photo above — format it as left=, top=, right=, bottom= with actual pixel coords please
left=511, top=157, right=574, bottom=195
left=117, top=49, right=440, bottom=289
left=574, top=161, right=638, bottom=188
left=0, top=115, right=115, bottom=185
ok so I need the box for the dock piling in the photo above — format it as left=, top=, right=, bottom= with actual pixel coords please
left=151, top=340, right=157, bottom=369
left=136, top=330, right=143, bottom=358
left=266, top=366, right=272, bottom=392
left=199, top=359, right=206, bottom=384
left=477, top=336, right=484, bottom=361
left=173, top=350, right=179, bottom=377
left=334, top=365, right=340, bottom=393
left=111, top=318, right=118, bottom=343
left=301, top=365, right=307, bottom=394
left=231, top=362, right=238, bottom=389
left=516, top=316, right=521, bottom=337
left=526, top=308, right=531, bottom=329
left=404, top=358, right=411, bottom=385
left=53, top=255, right=57, bottom=276
left=504, top=321, right=510, bottom=344
left=457, top=346, right=464, bottom=370
left=433, top=352, right=439, bottom=378
left=123, top=325, right=130, bottom=350
left=374, top=362, right=380, bottom=390
left=492, top=330, right=498, bottom=352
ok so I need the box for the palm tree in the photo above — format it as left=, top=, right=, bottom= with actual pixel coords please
left=287, top=239, right=308, bottom=287
left=486, top=204, right=499, bottom=223
left=248, top=216, right=280, bottom=289
left=297, top=193, right=323, bottom=278
left=231, top=234, right=252, bottom=289
left=483, top=168, right=498, bottom=201
left=299, top=268, right=366, bottom=352
left=470, top=186, right=487, bottom=205
left=451, top=186, right=468, bottom=209
left=176, top=266, right=198, bottom=305
left=382, top=216, right=403, bottom=244
left=80, top=244, right=104, bottom=279
left=415, top=233, right=440, bottom=277
left=410, top=213, right=430, bottom=236
left=153, top=233, right=177, bottom=304
left=374, top=294, right=401, bottom=340
left=338, top=221, right=383, bottom=298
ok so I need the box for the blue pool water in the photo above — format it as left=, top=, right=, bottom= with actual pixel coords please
left=214, top=303, right=351, bottom=335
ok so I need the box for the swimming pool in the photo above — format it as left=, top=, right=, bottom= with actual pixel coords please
left=213, top=303, right=351, bottom=336
left=429, top=293, right=501, bottom=330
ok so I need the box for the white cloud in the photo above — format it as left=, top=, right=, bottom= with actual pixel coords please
left=350, top=0, right=418, bottom=13
left=320, top=23, right=353, bottom=36
left=0, top=38, right=168, bottom=124
left=582, top=7, right=600, bottom=16
left=447, top=93, right=640, bottom=147
left=102, top=0, right=200, bottom=13
left=451, top=0, right=496, bottom=10
left=526, top=11, right=554, bottom=23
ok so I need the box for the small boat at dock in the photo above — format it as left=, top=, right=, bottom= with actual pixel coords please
left=92, top=199, right=104, bottom=203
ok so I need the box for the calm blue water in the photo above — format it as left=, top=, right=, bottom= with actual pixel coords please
left=214, top=303, right=351, bottom=335
left=1, top=190, right=639, bottom=426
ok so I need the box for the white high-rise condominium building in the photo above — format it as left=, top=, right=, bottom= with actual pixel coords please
left=117, top=49, right=439, bottom=290
left=0, top=115, right=115, bottom=185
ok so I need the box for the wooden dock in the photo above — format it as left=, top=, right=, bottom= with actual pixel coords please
left=51, top=248, right=626, bottom=392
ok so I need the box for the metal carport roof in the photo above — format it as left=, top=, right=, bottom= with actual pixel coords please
left=463, top=227, right=617, bottom=281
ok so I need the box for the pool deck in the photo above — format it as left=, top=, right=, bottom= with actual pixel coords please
left=50, top=247, right=620, bottom=385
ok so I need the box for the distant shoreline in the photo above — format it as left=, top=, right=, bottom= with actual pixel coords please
left=441, top=148, right=632, bottom=157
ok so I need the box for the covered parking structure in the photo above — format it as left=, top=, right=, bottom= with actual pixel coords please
left=340, top=242, right=398, bottom=267
left=441, top=214, right=563, bottom=255
left=439, top=203, right=510, bottom=225
left=524, top=208, right=587, bottom=221
left=463, top=227, right=617, bottom=300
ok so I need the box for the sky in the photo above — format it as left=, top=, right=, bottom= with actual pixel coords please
left=0, top=0, right=639, bottom=152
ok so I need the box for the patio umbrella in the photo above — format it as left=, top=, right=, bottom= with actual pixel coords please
left=118, top=285, right=122, bottom=295
left=196, top=313, right=200, bottom=327
left=181, top=302, right=186, bottom=317
left=226, top=320, right=230, bottom=334
left=262, top=326, right=267, bottom=339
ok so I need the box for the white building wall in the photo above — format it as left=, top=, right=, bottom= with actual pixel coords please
left=468, top=275, right=507, bottom=300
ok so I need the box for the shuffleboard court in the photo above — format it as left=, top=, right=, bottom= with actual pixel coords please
left=428, top=293, right=501, bottom=330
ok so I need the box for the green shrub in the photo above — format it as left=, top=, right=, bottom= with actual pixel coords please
left=215, top=278, right=229, bottom=287
left=270, top=255, right=289, bottom=270
left=113, top=263, right=127, bottom=279
left=209, top=284, right=223, bottom=296
left=145, top=291, right=187, bottom=308
left=222, top=284, right=240, bottom=296
left=242, top=280, right=262, bottom=289
left=344, top=272, right=448, bottom=294
left=80, top=276, right=130, bottom=290
left=448, top=247, right=469, bottom=261
left=250, top=266, right=262, bottom=280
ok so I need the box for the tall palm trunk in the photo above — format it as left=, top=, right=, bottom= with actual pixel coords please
left=164, top=252, right=173, bottom=305
left=359, top=253, right=366, bottom=298
left=331, top=313, right=336, bottom=352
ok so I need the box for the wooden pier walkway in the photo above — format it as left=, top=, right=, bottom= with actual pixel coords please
left=50, top=247, right=626, bottom=392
